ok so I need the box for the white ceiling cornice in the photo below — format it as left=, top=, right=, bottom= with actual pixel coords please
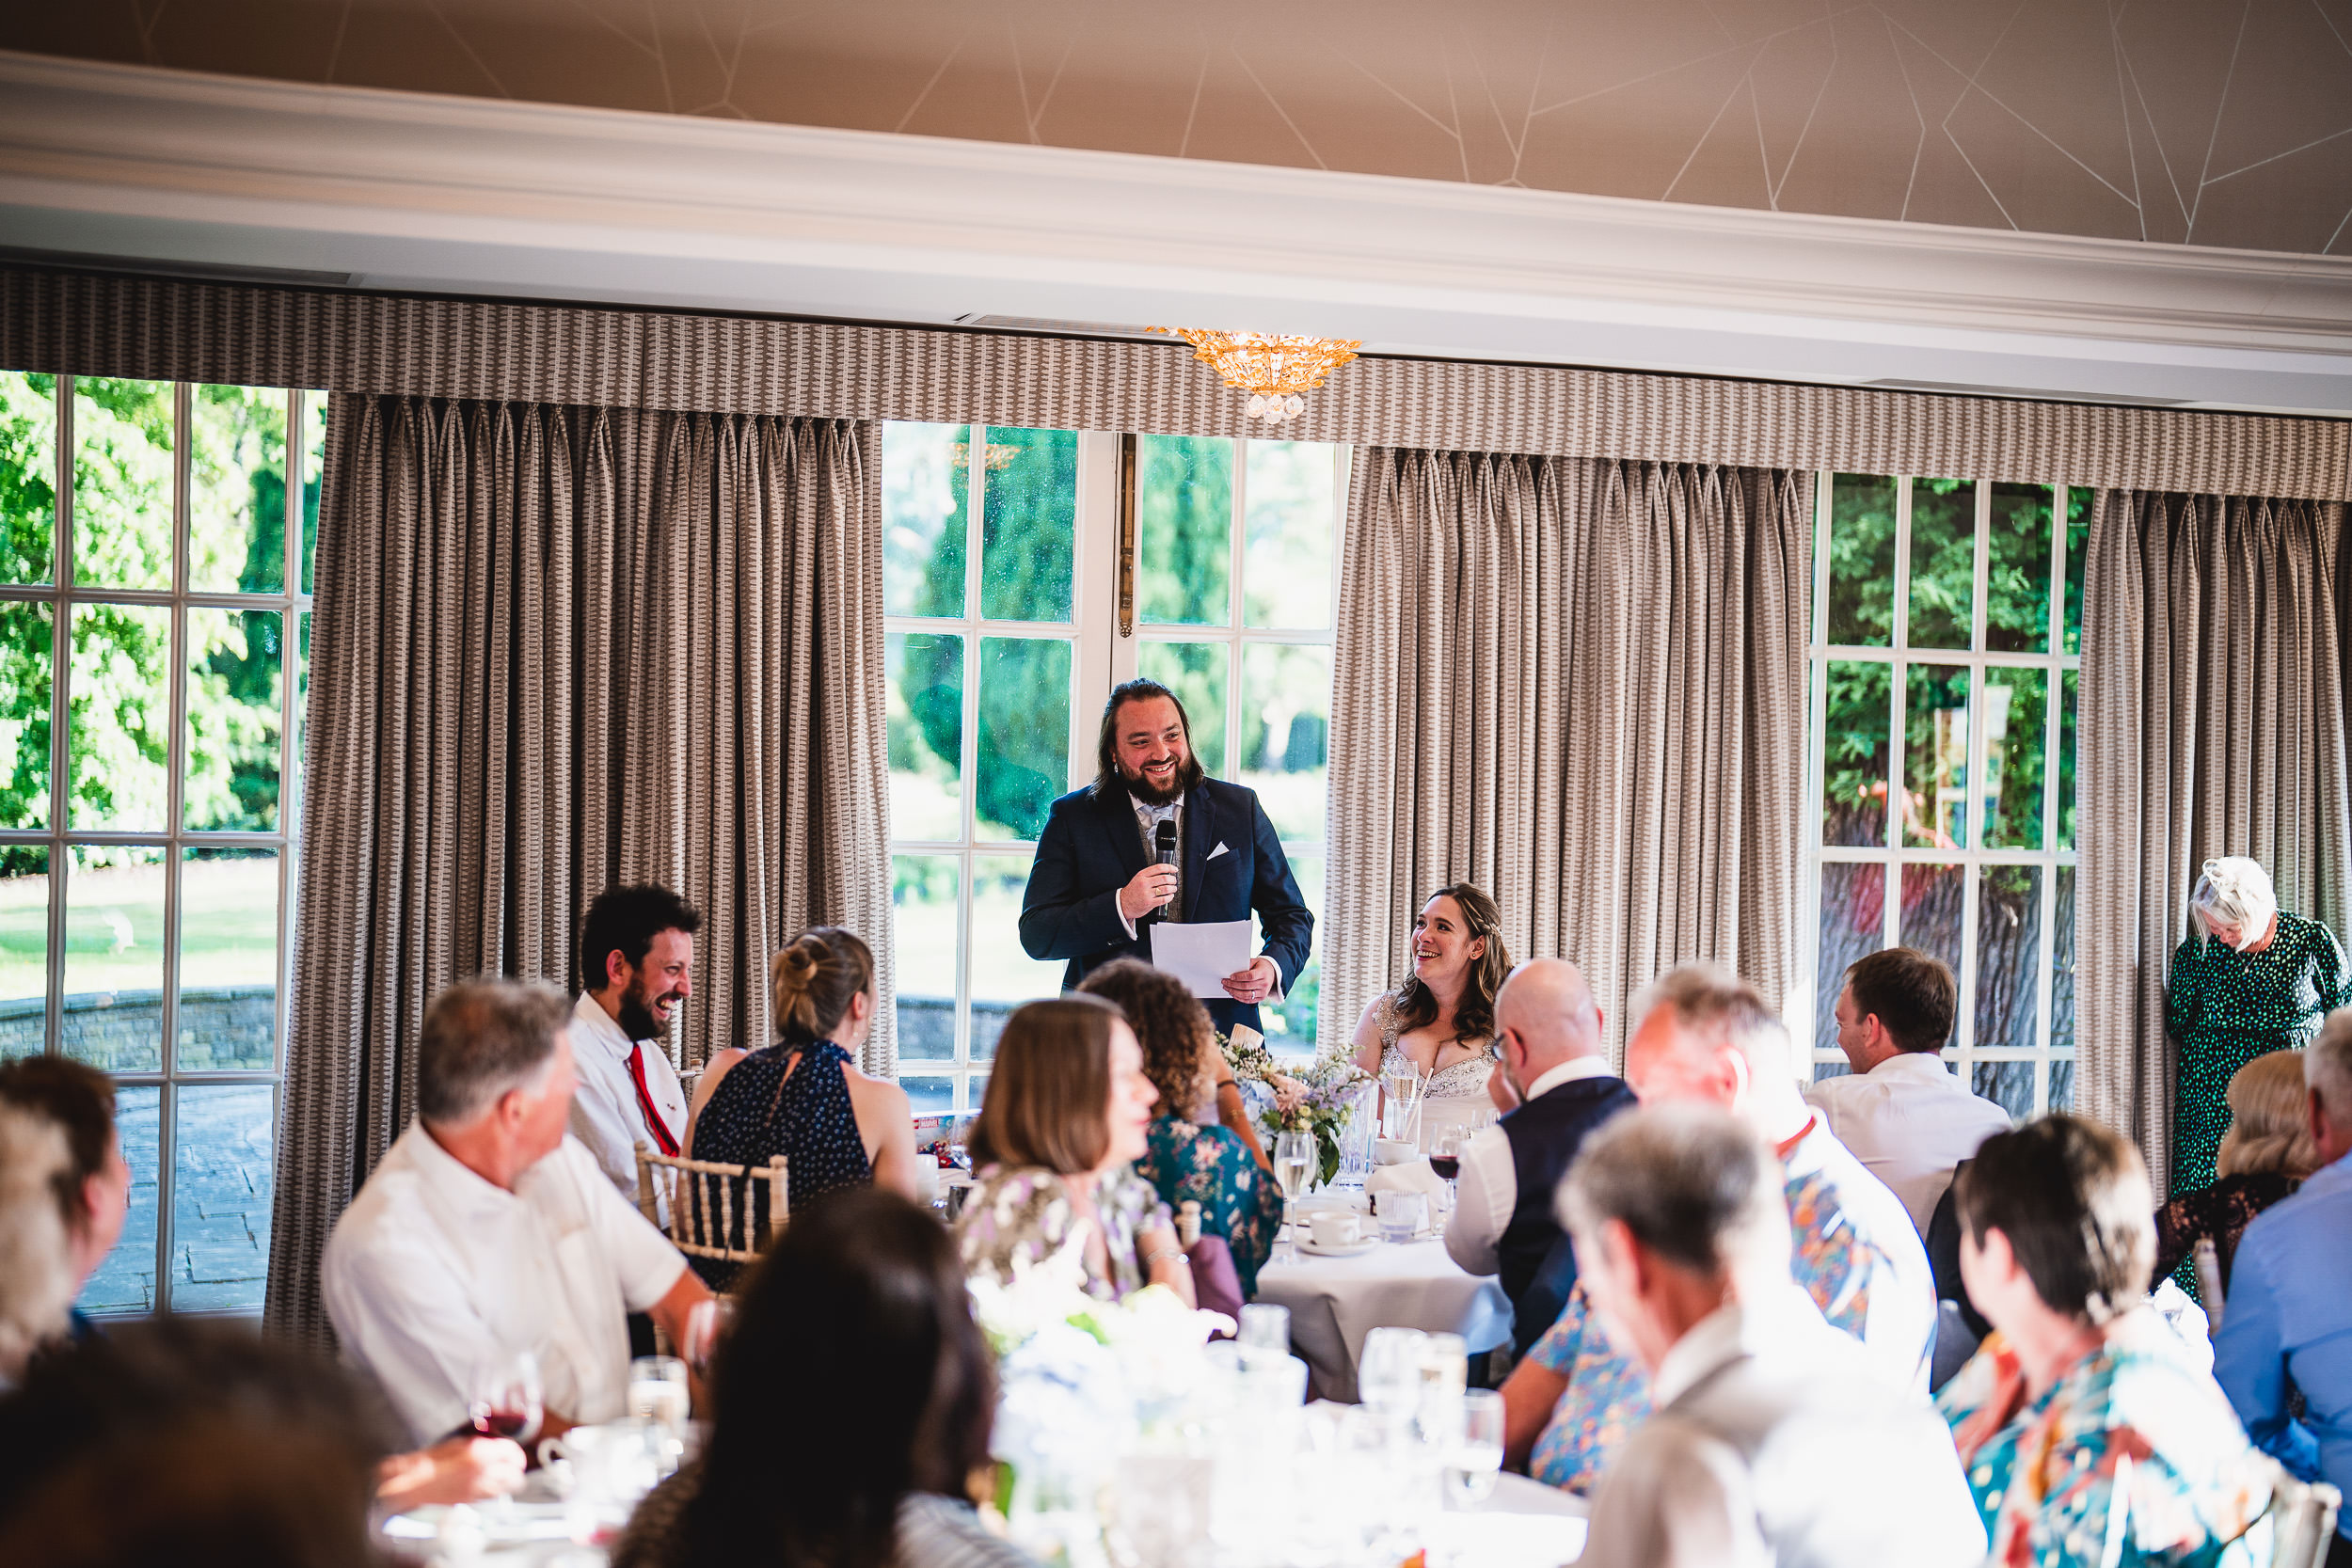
left=3, top=49, right=2350, bottom=415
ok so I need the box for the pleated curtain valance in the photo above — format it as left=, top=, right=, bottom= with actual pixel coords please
left=3, top=264, right=2347, bottom=500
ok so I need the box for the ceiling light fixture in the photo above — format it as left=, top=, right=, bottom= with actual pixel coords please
left=1149, top=328, right=1361, bottom=423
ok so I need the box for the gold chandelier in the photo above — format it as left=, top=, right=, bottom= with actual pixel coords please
left=1150, top=328, right=1361, bottom=424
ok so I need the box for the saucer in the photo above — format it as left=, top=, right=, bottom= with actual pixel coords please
left=1297, top=1234, right=1380, bottom=1258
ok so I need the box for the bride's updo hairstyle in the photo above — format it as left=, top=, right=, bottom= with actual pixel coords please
left=769, top=927, right=875, bottom=1051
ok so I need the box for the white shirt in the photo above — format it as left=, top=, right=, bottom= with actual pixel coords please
left=1443, top=1055, right=1616, bottom=1276
left=566, top=990, right=689, bottom=1212
left=1117, top=792, right=1184, bottom=942
left=322, top=1123, right=688, bottom=1446
left=1578, top=1288, right=1985, bottom=1568
left=1803, top=1053, right=2012, bottom=1235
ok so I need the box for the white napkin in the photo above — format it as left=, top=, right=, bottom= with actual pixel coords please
left=1364, top=1159, right=1444, bottom=1198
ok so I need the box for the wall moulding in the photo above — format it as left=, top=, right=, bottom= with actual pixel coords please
left=1, top=50, right=2350, bottom=418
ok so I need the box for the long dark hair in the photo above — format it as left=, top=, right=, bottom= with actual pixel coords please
left=1089, top=678, right=1207, bottom=798
left=677, top=1189, right=995, bottom=1568
left=1392, top=883, right=1511, bottom=1048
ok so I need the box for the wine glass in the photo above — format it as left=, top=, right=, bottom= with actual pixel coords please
left=467, top=1349, right=542, bottom=1445
left=1445, top=1390, right=1504, bottom=1509
left=1428, top=1126, right=1466, bottom=1218
left=1272, top=1130, right=1314, bottom=1260
left=683, top=1296, right=736, bottom=1376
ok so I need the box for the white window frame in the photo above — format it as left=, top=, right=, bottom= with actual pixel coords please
left=1, top=374, right=310, bottom=1319
left=1794, top=473, right=2078, bottom=1116
left=882, top=427, right=1346, bottom=1108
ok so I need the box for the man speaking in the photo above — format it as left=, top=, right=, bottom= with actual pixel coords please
left=1020, top=678, right=1313, bottom=1036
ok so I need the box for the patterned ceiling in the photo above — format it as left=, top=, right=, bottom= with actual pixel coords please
left=10, top=0, right=2352, bottom=257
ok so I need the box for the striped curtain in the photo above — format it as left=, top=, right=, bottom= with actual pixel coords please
left=1323, top=451, right=1809, bottom=1063
left=2077, top=490, right=2352, bottom=1190
left=264, top=397, right=890, bottom=1348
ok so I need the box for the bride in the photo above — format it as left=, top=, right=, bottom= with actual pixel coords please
left=1350, top=883, right=1513, bottom=1150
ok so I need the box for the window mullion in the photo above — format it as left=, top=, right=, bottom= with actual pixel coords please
left=1884, top=479, right=1911, bottom=949
left=44, top=372, right=70, bottom=1073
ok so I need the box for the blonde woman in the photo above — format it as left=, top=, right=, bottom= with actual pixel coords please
left=2163, top=857, right=2352, bottom=1203
left=686, top=927, right=916, bottom=1288
left=2151, top=1050, right=2316, bottom=1296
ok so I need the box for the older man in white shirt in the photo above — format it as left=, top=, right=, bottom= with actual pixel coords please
left=568, top=885, right=700, bottom=1215
left=1564, top=1103, right=1983, bottom=1568
left=1804, top=948, right=2010, bottom=1235
left=323, top=979, right=711, bottom=1447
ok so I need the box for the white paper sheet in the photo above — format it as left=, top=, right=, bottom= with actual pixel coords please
left=1147, top=919, right=1257, bottom=999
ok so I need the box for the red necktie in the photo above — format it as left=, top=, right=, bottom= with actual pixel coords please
left=626, top=1045, right=681, bottom=1157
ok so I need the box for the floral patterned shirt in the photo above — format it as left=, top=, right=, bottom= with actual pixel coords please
left=955, top=1164, right=1171, bottom=1303
left=1938, top=1309, right=2272, bottom=1567
left=1136, top=1115, right=1283, bottom=1297
left=1524, top=1117, right=1933, bottom=1495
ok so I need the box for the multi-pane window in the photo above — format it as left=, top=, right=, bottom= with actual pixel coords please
left=882, top=423, right=1343, bottom=1111
left=0, top=372, right=315, bottom=1316
left=1800, top=474, right=2085, bottom=1117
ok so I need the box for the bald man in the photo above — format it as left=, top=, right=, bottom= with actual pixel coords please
left=1502, top=964, right=1934, bottom=1497
left=1444, top=958, right=1636, bottom=1354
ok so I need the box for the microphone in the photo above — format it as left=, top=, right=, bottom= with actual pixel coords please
left=1143, top=819, right=1178, bottom=927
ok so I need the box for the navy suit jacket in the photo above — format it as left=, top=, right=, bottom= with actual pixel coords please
left=1018, top=777, right=1314, bottom=1037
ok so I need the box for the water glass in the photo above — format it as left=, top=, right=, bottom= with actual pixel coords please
left=1359, top=1326, right=1428, bottom=1419
left=1445, top=1390, right=1505, bottom=1510
left=627, top=1354, right=691, bottom=1435
left=682, top=1297, right=736, bottom=1374
left=1237, top=1302, right=1291, bottom=1354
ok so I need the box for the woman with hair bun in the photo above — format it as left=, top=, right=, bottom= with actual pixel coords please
left=685, top=928, right=916, bottom=1287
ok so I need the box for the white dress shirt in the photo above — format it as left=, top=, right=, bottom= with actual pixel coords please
left=566, top=990, right=690, bottom=1211
left=322, top=1123, right=688, bottom=1446
left=1577, top=1288, right=1985, bottom=1568
left=1803, top=1052, right=2012, bottom=1234
left=1443, top=1055, right=1615, bottom=1276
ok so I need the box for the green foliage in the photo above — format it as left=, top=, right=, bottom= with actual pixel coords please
left=0, top=378, right=294, bottom=875
left=1906, top=478, right=1975, bottom=650
left=1138, top=436, right=1232, bottom=625
left=0, top=372, right=55, bottom=583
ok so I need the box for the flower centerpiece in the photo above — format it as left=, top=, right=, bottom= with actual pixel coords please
left=1220, top=1027, right=1373, bottom=1188
left=968, top=1233, right=1233, bottom=1566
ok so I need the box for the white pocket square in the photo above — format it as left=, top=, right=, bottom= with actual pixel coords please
left=1207, top=842, right=1231, bottom=861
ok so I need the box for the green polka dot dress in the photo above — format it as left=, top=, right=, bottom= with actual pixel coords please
left=2165, top=911, right=2352, bottom=1202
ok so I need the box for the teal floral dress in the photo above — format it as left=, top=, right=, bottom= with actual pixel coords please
left=1938, top=1309, right=2274, bottom=1566
left=2165, top=912, right=2352, bottom=1200
left=1136, top=1115, right=1282, bottom=1298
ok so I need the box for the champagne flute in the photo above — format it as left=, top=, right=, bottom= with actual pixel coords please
left=1444, top=1390, right=1505, bottom=1509
left=1273, top=1130, right=1314, bottom=1261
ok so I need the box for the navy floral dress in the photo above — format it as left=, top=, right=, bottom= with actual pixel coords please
left=687, top=1040, right=871, bottom=1289
left=1136, top=1115, right=1283, bottom=1298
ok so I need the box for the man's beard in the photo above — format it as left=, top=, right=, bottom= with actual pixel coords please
left=616, top=973, right=679, bottom=1041
left=1121, top=753, right=1200, bottom=806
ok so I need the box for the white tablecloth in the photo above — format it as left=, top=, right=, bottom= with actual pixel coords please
left=1254, top=1236, right=1511, bottom=1402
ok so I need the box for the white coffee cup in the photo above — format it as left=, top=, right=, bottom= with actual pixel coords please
left=1309, top=1209, right=1362, bottom=1249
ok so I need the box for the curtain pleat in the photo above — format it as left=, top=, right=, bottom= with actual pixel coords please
left=1326, top=450, right=1807, bottom=1063
left=2077, top=491, right=2352, bottom=1188
left=266, top=399, right=890, bottom=1349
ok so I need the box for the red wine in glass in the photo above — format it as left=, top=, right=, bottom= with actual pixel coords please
left=469, top=1405, right=533, bottom=1441
left=1427, top=1155, right=1460, bottom=1181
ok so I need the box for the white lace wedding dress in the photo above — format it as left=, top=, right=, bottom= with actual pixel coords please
left=1372, top=991, right=1495, bottom=1150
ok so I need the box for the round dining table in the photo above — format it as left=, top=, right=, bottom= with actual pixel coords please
left=1252, top=1231, right=1512, bottom=1402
